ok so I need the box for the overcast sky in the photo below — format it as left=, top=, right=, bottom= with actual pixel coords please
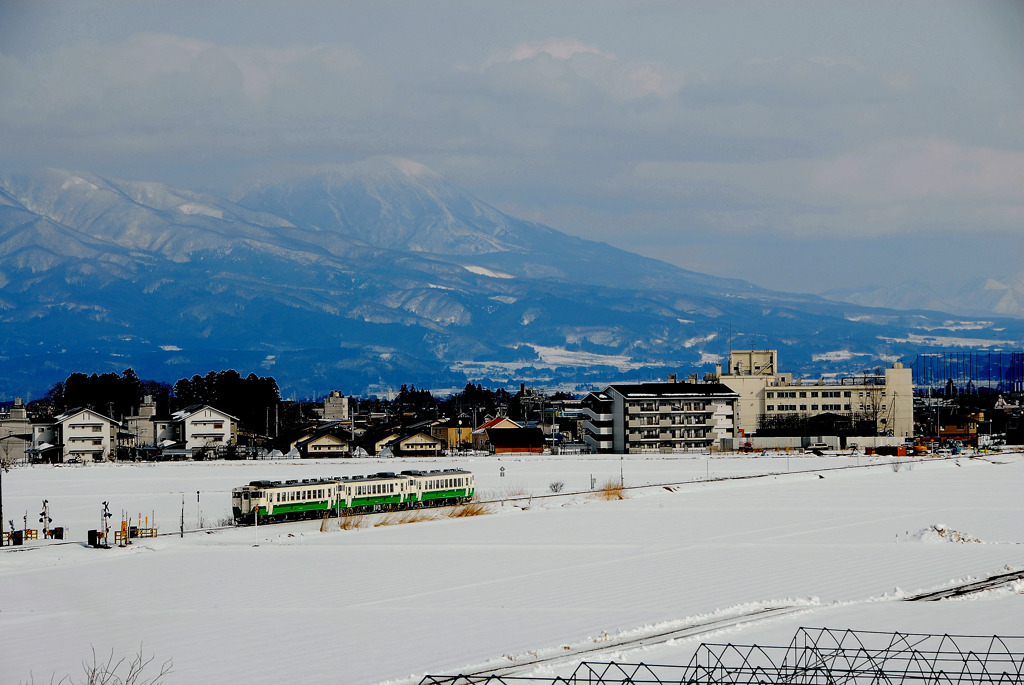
left=2, top=1, right=1022, bottom=295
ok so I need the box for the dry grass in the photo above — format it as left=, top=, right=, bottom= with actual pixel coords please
left=447, top=501, right=492, bottom=518
left=337, top=513, right=365, bottom=530
left=591, top=479, right=626, bottom=501
left=375, top=510, right=437, bottom=527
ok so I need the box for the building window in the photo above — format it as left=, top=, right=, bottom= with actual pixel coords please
left=811, top=404, right=819, bottom=410
left=811, top=392, right=818, bottom=398
left=799, top=392, right=806, bottom=398
left=766, top=405, right=775, bottom=411
left=800, top=405, right=807, bottom=411
left=766, top=392, right=774, bottom=399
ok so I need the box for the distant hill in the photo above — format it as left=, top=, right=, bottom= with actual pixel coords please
left=822, top=273, right=1024, bottom=320
left=1, top=159, right=1022, bottom=399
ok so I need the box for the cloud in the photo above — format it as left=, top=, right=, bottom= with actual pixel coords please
left=0, top=33, right=391, bottom=168
left=814, top=138, right=1024, bottom=203
left=483, top=37, right=687, bottom=101
left=505, top=38, right=614, bottom=63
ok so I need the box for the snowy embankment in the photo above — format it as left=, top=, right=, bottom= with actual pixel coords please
left=0, top=453, right=1021, bottom=684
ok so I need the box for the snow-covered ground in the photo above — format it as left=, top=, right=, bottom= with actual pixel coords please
left=0, top=452, right=1021, bottom=684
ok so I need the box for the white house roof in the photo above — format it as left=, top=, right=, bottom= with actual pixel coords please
left=52, top=407, right=120, bottom=426
left=170, top=404, right=240, bottom=422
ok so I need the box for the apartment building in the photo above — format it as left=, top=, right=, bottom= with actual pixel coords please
left=582, top=381, right=739, bottom=453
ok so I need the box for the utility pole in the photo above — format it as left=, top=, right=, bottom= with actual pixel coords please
left=0, top=459, right=9, bottom=546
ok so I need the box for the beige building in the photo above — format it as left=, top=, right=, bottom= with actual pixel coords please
left=31, top=408, right=119, bottom=463
left=318, top=391, right=350, bottom=422
left=713, top=350, right=914, bottom=439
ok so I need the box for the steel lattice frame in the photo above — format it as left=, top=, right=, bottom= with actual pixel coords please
left=419, top=628, right=1024, bottom=685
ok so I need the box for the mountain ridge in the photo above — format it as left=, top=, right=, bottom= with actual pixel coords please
left=0, top=160, right=1020, bottom=399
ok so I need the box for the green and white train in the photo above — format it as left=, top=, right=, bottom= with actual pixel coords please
left=231, top=469, right=475, bottom=525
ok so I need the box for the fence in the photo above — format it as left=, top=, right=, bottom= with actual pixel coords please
left=419, top=627, right=1024, bottom=685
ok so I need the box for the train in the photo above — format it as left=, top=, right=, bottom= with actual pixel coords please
left=231, top=468, right=475, bottom=525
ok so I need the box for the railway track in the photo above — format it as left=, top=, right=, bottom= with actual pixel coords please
left=906, top=567, right=1024, bottom=601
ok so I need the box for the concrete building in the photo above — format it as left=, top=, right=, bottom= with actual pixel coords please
left=318, top=391, right=350, bottom=422
left=712, top=350, right=914, bottom=440
left=0, top=398, right=32, bottom=462
left=582, top=381, right=739, bottom=453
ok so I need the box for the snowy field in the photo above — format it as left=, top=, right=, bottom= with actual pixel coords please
left=1, top=452, right=1021, bottom=684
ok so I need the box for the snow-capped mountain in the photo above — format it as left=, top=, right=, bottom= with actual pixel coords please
left=1, top=160, right=1021, bottom=399
left=823, top=273, right=1024, bottom=320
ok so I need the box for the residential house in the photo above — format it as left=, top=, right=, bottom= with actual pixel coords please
left=293, top=428, right=350, bottom=458
left=484, top=426, right=545, bottom=454
left=170, top=405, right=237, bottom=454
left=471, top=416, right=521, bottom=451
left=397, top=432, right=443, bottom=456
left=30, top=408, right=119, bottom=463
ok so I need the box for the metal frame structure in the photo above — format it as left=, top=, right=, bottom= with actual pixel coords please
left=912, top=351, right=1024, bottom=394
left=419, top=628, right=1024, bottom=685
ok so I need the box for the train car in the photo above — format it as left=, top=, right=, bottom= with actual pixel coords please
left=337, top=472, right=411, bottom=513
left=401, top=468, right=475, bottom=507
left=232, top=469, right=475, bottom=524
left=232, top=477, right=342, bottom=524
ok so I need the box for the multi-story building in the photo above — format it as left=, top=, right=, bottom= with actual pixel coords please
left=172, top=405, right=238, bottom=452
left=0, top=398, right=32, bottom=462
left=712, top=350, right=914, bottom=439
left=582, top=381, right=739, bottom=453
left=30, top=408, right=119, bottom=463
left=318, top=391, right=350, bottom=422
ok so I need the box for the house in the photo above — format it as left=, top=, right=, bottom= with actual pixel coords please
left=471, top=416, right=520, bottom=451
left=484, top=426, right=545, bottom=454
left=582, top=381, right=739, bottom=454
left=710, top=350, right=914, bottom=440
left=375, top=433, right=399, bottom=455
left=30, top=408, right=119, bottom=463
left=430, top=418, right=473, bottom=450
left=171, top=405, right=238, bottom=454
left=397, top=432, right=443, bottom=456
left=293, top=431, right=350, bottom=458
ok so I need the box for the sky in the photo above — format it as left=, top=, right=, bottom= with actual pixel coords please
left=1, top=0, right=1023, bottom=296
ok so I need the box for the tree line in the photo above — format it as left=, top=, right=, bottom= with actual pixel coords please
left=37, top=371, right=574, bottom=434
left=44, top=369, right=281, bottom=432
